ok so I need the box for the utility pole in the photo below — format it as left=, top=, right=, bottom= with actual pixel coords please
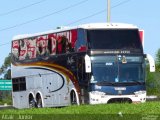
left=107, top=0, right=111, bottom=23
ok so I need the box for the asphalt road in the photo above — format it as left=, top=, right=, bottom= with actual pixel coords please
left=0, top=105, right=14, bottom=110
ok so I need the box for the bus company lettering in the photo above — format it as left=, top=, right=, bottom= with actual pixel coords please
left=104, top=50, right=130, bottom=54
left=12, top=30, right=77, bottom=60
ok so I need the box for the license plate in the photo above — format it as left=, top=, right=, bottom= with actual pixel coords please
left=114, top=87, right=126, bottom=91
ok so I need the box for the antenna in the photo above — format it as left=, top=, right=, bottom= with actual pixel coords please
left=107, top=0, right=111, bottom=23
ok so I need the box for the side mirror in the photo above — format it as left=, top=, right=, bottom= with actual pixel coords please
left=84, top=54, right=91, bottom=73
left=146, top=54, right=155, bottom=72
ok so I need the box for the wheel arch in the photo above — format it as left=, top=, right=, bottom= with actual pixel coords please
left=36, top=91, right=44, bottom=107
left=28, top=92, right=35, bottom=100
left=70, top=88, right=80, bottom=105
left=28, top=92, right=36, bottom=108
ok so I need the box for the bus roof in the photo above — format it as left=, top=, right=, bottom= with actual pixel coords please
left=12, top=23, right=138, bottom=40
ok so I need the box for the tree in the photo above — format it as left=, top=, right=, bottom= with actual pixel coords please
left=156, top=48, right=160, bottom=72
left=0, top=53, right=11, bottom=79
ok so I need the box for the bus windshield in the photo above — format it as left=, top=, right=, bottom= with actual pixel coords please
left=90, top=56, right=145, bottom=84
left=87, top=29, right=142, bottom=51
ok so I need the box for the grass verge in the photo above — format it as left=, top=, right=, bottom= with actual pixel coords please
left=0, top=101, right=160, bottom=120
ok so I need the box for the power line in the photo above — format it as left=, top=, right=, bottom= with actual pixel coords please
left=0, top=0, right=131, bottom=47
left=0, top=42, right=11, bottom=46
left=0, top=0, right=89, bottom=32
left=0, top=0, right=48, bottom=17
left=112, top=0, right=131, bottom=9
left=67, top=0, right=131, bottom=25
left=66, top=9, right=106, bottom=26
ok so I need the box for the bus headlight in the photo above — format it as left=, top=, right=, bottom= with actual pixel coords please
left=134, top=91, right=146, bottom=95
left=91, top=91, right=106, bottom=95
left=90, top=91, right=106, bottom=103
left=134, top=91, right=146, bottom=97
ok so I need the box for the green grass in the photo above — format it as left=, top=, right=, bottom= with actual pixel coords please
left=146, top=71, right=160, bottom=96
left=1, top=101, right=160, bottom=114
left=0, top=98, right=12, bottom=105
left=0, top=102, right=160, bottom=120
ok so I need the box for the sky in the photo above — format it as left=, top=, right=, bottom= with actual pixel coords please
left=0, top=0, right=159, bottom=66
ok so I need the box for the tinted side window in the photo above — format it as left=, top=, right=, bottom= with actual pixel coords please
left=12, top=77, right=26, bottom=92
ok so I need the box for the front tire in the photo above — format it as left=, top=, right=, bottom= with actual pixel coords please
left=70, top=91, right=78, bottom=105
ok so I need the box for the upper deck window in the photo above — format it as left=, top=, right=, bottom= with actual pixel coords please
left=87, top=29, right=142, bottom=52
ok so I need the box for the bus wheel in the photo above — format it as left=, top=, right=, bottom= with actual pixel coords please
left=70, top=91, right=78, bottom=105
left=29, top=94, right=36, bottom=108
left=36, top=94, right=43, bottom=108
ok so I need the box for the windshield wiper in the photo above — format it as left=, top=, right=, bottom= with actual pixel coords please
left=129, top=80, right=144, bottom=85
left=96, top=81, right=115, bottom=86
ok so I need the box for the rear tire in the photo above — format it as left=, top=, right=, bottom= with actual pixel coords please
left=29, top=94, right=36, bottom=108
left=36, top=94, right=43, bottom=108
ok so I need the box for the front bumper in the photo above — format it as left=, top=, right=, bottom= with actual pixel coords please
left=89, top=91, right=146, bottom=104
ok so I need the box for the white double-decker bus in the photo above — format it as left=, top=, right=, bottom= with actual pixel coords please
left=11, top=23, right=155, bottom=109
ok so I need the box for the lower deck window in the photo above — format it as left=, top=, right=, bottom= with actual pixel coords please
left=12, top=77, right=26, bottom=92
